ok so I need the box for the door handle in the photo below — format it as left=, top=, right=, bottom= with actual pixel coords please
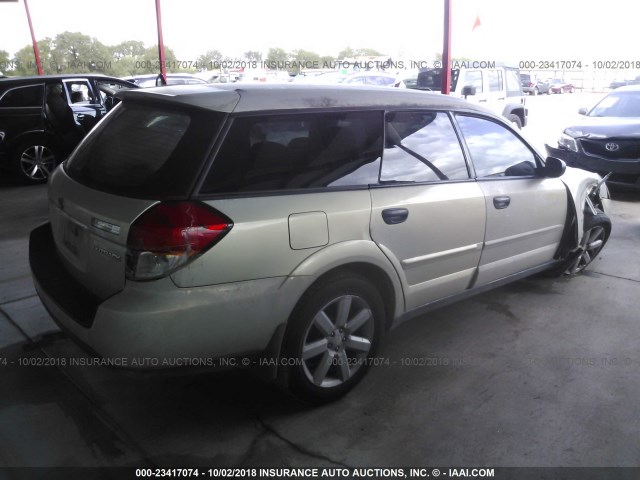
left=76, top=114, right=85, bottom=120
left=493, top=196, right=511, bottom=209
left=382, top=208, right=409, bottom=225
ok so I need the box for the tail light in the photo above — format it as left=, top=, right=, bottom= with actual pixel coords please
left=126, top=202, right=233, bottom=281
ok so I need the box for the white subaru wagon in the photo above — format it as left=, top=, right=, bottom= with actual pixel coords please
left=30, top=84, right=611, bottom=403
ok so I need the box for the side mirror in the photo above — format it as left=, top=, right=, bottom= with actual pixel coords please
left=543, top=157, right=566, bottom=178
left=461, top=85, right=476, bottom=98
left=578, top=107, right=588, bottom=115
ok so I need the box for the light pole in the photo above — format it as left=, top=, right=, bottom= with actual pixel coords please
left=441, top=0, right=452, bottom=94
left=155, top=0, right=167, bottom=85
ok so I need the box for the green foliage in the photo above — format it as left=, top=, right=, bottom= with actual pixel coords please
left=244, top=50, right=263, bottom=62
left=6, top=33, right=395, bottom=77
left=338, top=47, right=355, bottom=60
left=266, top=48, right=289, bottom=66
left=0, top=50, right=10, bottom=70
left=197, top=50, right=223, bottom=70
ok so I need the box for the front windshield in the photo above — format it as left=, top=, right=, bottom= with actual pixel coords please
left=589, top=91, right=640, bottom=117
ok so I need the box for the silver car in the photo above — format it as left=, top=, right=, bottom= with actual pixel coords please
left=30, top=84, right=611, bottom=403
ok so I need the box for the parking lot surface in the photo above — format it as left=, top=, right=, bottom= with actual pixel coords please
left=1, top=93, right=639, bottom=471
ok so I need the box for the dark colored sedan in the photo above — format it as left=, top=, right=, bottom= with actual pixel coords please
left=546, top=85, right=640, bottom=190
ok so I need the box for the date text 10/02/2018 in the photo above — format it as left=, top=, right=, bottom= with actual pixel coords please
left=519, top=60, right=640, bottom=69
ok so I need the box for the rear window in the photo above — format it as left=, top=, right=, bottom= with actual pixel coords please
left=65, top=102, right=225, bottom=198
left=200, top=111, right=383, bottom=194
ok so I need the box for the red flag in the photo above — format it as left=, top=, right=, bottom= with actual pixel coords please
left=472, top=15, right=481, bottom=31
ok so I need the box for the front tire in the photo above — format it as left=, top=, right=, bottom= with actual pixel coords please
left=278, top=273, right=385, bottom=404
left=549, top=211, right=611, bottom=277
left=564, top=211, right=611, bottom=275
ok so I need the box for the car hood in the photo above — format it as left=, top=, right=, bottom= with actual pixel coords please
left=564, top=117, right=640, bottom=138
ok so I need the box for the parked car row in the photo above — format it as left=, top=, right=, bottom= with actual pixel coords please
left=520, top=74, right=575, bottom=95
left=610, top=76, right=640, bottom=89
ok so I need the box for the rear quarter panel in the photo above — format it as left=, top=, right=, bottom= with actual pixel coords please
left=171, top=190, right=375, bottom=287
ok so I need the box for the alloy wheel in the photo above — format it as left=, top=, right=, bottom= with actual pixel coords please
left=19, top=145, right=56, bottom=181
left=301, top=294, right=374, bottom=388
left=566, top=226, right=606, bottom=275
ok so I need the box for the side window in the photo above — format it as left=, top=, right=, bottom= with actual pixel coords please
left=487, top=70, right=503, bottom=92
left=0, top=85, right=44, bottom=107
left=463, top=70, right=483, bottom=93
left=456, top=115, right=538, bottom=178
left=381, top=111, right=469, bottom=183
left=95, top=80, right=131, bottom=105
left=201, top=111, right=383, bottom=194
left=505, top=69, right=522, bottom=97
left=63, top=80, right=97, bottom=104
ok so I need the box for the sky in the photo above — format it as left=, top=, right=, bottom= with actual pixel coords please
left=0, top=0, right=638, bottom=69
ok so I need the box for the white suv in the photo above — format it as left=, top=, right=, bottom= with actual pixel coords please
left=399, top=66, right=528, bottom=129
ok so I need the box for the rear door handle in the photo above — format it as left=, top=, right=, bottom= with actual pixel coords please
left=493, top=196, right=511, bottom=209
left=382, top=208, right=409, bottom=225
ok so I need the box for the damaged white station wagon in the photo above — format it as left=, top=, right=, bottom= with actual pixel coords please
left=30, top=84, right=610, bottom=403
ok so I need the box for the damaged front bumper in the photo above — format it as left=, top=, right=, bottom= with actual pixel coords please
left=546, top=144, right=640, bottom=190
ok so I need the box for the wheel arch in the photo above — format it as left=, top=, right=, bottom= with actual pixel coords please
left=258, top=241, right=404, bottom=382
left=502, top=105, right=527, bottom=126
left=561, top=169, right=608, bottom=242
left=304, top=262, right=398, bottom=332
left=8, top=129, right=61, bottom=153
left=288, top=240, right=404, bottom=329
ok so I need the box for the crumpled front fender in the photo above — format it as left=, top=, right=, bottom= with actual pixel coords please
left=546, top=144, right=609, bottom=248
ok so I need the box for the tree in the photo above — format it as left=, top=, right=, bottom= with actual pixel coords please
left=353, top=48, right=383, bottom=57
left=11, top=38, right=60, bottom=76
left=244, top=50, right=263, bottom=62
left=338, top=47, right=355, bottom=60
left=7, top=31, right=115, bottom=75
left=138, top=45, right=179, bottom=73
left=265, top=48, right=289, bottom=69
left=320, top=55, right=336, bottom=69
left=52, top=31, right=112, bottom=73
left=0, top=50, right=10, bottom=73
left=112, top=41, right=146, bottom=60
left=197, top=50, right=223, bottom=70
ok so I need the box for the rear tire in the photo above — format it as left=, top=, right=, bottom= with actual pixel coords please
left=277, top=273, right=385, bottom=404
left=11, top=139, right=59, bottom=184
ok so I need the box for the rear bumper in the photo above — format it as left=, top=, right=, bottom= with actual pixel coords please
left=30, top=223, right=310, bottom=368
left=546, top=145, right=640, bottom=190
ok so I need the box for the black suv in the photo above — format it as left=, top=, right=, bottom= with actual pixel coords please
left=0, top=74, right=137, bottom=183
